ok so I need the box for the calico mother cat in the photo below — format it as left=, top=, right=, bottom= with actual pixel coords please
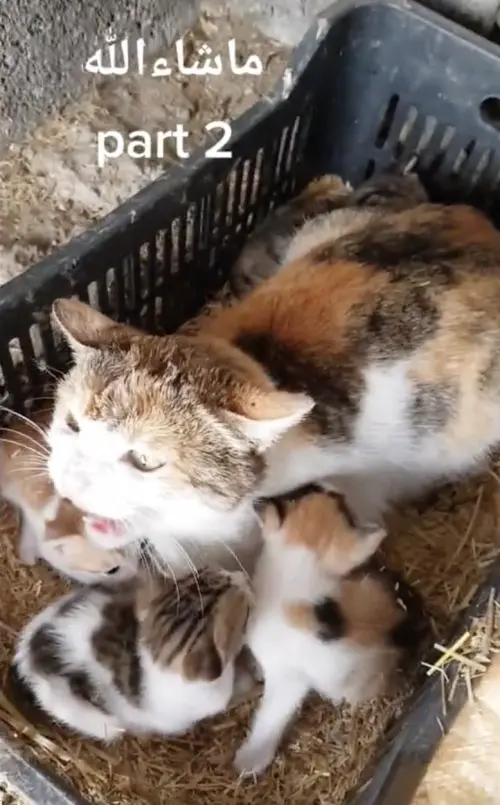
left=46, top=171, right=500, bottom=565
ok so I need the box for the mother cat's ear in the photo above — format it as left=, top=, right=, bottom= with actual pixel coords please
left=51, top=298, right=141, bottom=352
left=224, top=388, right=314, bottom=450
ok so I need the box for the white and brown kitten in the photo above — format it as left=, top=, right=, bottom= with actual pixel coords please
left=0, top=408, right=138, bottom=584
left=13, top=568, right=252, bottom=740
left=234, top=489, right=428, bottom=775
left=46, top=170, right=500, bottom=566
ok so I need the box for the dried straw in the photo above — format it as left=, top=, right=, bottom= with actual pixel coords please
left=412, top=594, right=500, bottom=805
left=0, top=448, right=499, bottom=804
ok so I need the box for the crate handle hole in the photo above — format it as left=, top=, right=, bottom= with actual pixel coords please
left=480, top=97, right=500, bottom=132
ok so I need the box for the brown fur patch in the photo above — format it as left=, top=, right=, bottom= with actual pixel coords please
left=285, top=574, right=408, bottom=649
left=92, top=593, right=142, bottom=702
left=207, top=259, right=389, bottom=440
left=45, top=497, right=83, bottom=539
left=264, top=491, right=384, bottom=576
left=137, top=570, right=252, bottom=682
left=0, top=407, right=54, bottom=508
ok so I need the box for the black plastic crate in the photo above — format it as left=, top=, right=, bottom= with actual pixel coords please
left=2, top=1, right=500, bottom=802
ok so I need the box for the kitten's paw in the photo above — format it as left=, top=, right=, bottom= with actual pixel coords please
left=234, top=741, right=274, bottom=777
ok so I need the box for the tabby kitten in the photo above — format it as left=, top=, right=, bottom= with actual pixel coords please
left=47, top=170, right=500, bottom=566
left=13, top=568, right=252, bottom=740
left=229, top=167, right=427, bottom=298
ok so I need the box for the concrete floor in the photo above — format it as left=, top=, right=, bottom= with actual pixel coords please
left=1, top=0, right=499, bottom=153
left=227, top=0, right=500, bottom=46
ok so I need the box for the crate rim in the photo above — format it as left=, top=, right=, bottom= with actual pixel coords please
left=1, top=0, right=500, bottom=321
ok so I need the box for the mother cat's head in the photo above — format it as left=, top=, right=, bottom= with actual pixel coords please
left=47, top=299, right=313, bottom=553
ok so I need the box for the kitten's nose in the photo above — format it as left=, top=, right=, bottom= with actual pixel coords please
left=106, top=566, right=120, bottom=575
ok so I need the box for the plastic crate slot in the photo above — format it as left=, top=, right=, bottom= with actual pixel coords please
left=114, top=259, right=127, bottom=319
left=433, top=129, right=466, bottom=179
left=241, top=148, right=264, bottom=233
left=154, top=296, right=163, bottom=328
left=464, top=146, right=493, bottom=188
left=239, top=160, right=253, bottom=220
left=87, top=281, right=99, bottom=310
left=176, top=215, right=188, bottom=275
left=288, top=110, right=313, bottom=196
left=0, top=362, right=8, bottom=414
left=421, top=124, right=456, bottom=176
left=132, top=247, right=143, bottom=312
left=104, top=268, right=118, bottom=313
left=480, top=96, right=500, bottom=133
left=144, top=238, right=158, bottom=330
left=249, top=148, right=264, bottom=209
left=170, top=219, right=180, bottom=276
left=147, top=236, right=158, bottom=291
left=450, top=139, right=476, bottom=178
left=160, top=229, right=172, bottom=280
left=375, top=93, right=400, bottom=148
left=193, top=196, right=206, bottom=269
left=364, top=159, right=376, bottom=179
left=196, top=195, right=209, bottom=256
left=255, top=138, right=281, bottom=222
left=185, top=204, right=197, bottom=264
left=273, top=125, right=291, bottom=186
left=228, top=162, right=245, bottom=228
left=121, top=254, right=136, bottom=312
left=18, top=332, right=41, bottom=388
left=414, top=116, right=438, bottom=156
left=3, top=340, right=24, bottom=411
left=416, top=121, right=451, bottom=174
left=96, top=276, right=112, bottom=315
left=29, top=324, right=45, bottom=364
left=281, top=116, right=303, bottom=198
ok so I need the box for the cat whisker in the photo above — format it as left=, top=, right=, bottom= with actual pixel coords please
left=212, top=537, right=252, bottom=585
left=8, top=459, right=49, bottom=472
left=0, top=407, right=50, bottom=447
left=171, top=538, right=204, bottom=616
left=147, top=544, right=181, bottom=615
left=0, top=438, right=50, bottom=461
left=1, top=429, right=50, bottom=458
left=37, top=363, right=65, bottom=382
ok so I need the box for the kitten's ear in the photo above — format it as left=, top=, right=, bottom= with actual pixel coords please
left=225, top=389, right=314, bottom=450
left=183, top=585, right=252, bottom=682
left=212, top=585, right=252, bottom=666
left=51, top=298, right=140, bottom=353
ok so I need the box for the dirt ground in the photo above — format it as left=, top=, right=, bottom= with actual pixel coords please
left=0, top=6, right=290, bottom=283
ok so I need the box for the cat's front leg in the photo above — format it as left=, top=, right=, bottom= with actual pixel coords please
left=234, top=673, right=309, bottom=776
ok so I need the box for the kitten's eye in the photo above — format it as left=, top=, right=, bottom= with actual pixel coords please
left=66, top=413, right=80, bottom=433
left=126, top=451, right=165, bottom=472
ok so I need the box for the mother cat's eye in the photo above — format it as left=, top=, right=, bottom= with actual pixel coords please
left=126, top=450, right=165, bottom=472
left=66, top=413, right=80, bottom=433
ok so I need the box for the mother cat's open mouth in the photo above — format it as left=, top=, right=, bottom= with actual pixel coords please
left=83, top=515, right=133, bottom=549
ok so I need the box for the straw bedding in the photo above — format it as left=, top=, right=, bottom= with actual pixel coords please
left=0, top=444, right=499, bottom=804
